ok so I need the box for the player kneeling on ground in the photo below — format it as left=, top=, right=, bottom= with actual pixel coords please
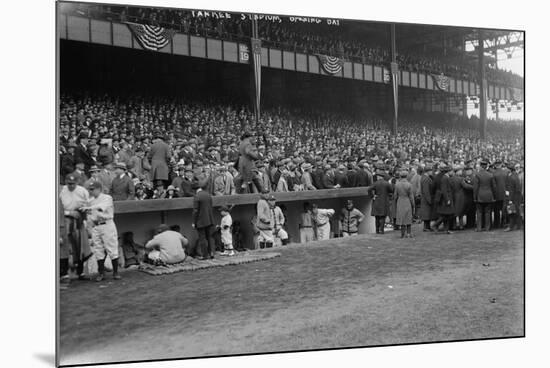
left=145, top=224, right=189, bottom=265
left=81, top=181, right=120, bottom=282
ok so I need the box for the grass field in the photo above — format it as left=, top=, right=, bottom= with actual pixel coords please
left=58, top=225, right=524, bottom=366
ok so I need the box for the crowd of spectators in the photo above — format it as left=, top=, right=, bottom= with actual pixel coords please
left=61, top=4, right=523, bottom=88
left=59, top=93, right=524, bottom=201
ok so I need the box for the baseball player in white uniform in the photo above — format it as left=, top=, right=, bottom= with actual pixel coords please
left=312, top=204, right=335, bottom=241
left=81, top=181, right=120, bottom=281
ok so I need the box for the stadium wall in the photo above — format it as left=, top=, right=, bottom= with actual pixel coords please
left=58, top=14, right=521, bottom=101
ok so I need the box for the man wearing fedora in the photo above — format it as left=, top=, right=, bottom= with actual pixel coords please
left=473, top=159, right=497, bottom=231
left=110, top=162, right=135, bottom=201
left=368, top=169, right=393, bottom=234
left=148, top=131, right=172, bottom=189
left=192, top=175, right=216, bottom=259
left=492, top=160, right=508, bottom=229
left=431, top=164, right=455, bottom=234
left=504, top=162, right=523, bottom=231
left=237, top=131, right=263, bottom=194
left=301, top=162, right=316, bottom=191
left=74, top=131, right=95, bottom=175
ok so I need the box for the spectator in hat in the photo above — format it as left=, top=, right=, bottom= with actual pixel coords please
left=60, top=143, right=77, bottom=183
left=237, top=131, right=263, bottom=194
left=71, top=162, right=89, bottom=187
left=110, top=162, right=135, bottom=201
left=276, top=168, right=290, bottom=192
left=355, top=161, right=373, bottom=187
left=431, top=165, right=455, bottom=234
left=335, top=164, right=349, bottom=188
left=145, top=224, right=188, bottom=265
left=504, top=162, right=522, bottom=231
left=339, top=200, right=364, bottom=237
left=311, top=203, right=335, bottom=241
left=161, top=185, right=179, bottom=199
left=450, top=165, right=466, bottom=230
left=179, top=167, right=197, bottom=197
left=97, top=163, right=116, bottom=195
left=128, top=148, right=146, bottom=179
left=419, top=164, right=435, bottom=231
left=473, top=160, right=497, bottom=231
left=171, top=165, right=186, bottom=191
left=74, top=131, right=95, bottom=174
left=322, top=164, right=339, bottom=189
left=461, top=164, right=476, bottom=229
left=97, top=138, right=115, bottom=166
left=301, top=163, right=316, bottom=191
left=83, top=165, right=102, bottom=190
left=492, top=160, right=508, bottom=229
left=368, top=170, right=394, bottom=234
left=148, top=131, right=172, bottom=189
left=192, top=175, right=216, bottom=259
left=394, top=170, right=415, bottom=238
left=256, top=160, right=272, bottom=193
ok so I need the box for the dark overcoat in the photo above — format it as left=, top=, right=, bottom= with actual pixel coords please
left=148, top=140, right=171, bottom=181
left=368, top=179, right=393, bottom=217
left=450, top=175, right=465, bottom=216
left=473, top=169, right=496, bottom=203
left=436, top=174, right=455, bottom=215
left=493, top=168, right=508, bottom=201
left=394, top=179, right=414, bottom=225
left=237, top=138, right=260, bottom=183
left=419, top=174, right=435, bottom=220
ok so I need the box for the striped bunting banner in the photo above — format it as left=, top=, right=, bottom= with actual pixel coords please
left=317, top=54, right=344, bottom=74
left=126, top=22, right=176, bottom=51
left=431, top=73, right=450, bottom=91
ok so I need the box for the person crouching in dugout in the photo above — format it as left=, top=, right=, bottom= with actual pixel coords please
left=218, top=206, right=236, bottom=256
left=340, top=200, right=364, bottom=237
left=81, top=181, right=121, bottom=282
left=268, top=195, right=289, bottom=246
left=312, top=203, right=335, bottom=241
left=256, top=192, right=274, bottom=249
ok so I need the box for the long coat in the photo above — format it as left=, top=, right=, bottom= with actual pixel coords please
left=368, top=179, right=393, bottom=217
left=449, top=175, right=465, bottom=216
left=148, top=140, right=171, bottom=181
left=237, top=138, right=260, bottom=183
left=506, top=172, right=523, bottom=211
left=460, top=175, right=475, bottom=216
left=110, top=174, right=135, bottom=201
left=192, top=189, right=215, bottom=229
left=74, top=144, right=95, bottom=172
left=436, top=174, right=455, bottom=215
left=394, top=179, right=414, bottom=225
left=493, top=168, right=508, bottom=201
left=419, top=174, right=435, bottom=220
left=473, top=169, right=496, bottom=203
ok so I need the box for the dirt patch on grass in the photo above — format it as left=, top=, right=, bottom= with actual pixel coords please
left=59, top=226, right=524, bottom=366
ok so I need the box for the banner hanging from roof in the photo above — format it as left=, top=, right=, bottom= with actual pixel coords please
left=317, top=55, right=344, bottom=74
left=431, top=73, right=450, bottom=91
left=126, top=22, right=176, bottom=51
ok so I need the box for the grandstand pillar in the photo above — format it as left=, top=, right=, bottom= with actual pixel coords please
left=390, top=24, right=398, bottom=135
left=478, top=31, right=487, bottom=140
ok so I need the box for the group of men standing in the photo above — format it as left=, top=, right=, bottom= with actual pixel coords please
left=417, top=160, right=523, bottom=233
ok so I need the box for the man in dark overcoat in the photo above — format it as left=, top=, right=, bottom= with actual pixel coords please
left=492, top=160, right=508, bottom=229
left=419, top=164, right=435, bottom=231
left=74, top=131, right=95, bottom=175
left=449, top=165, right=466, bottom=230
left=473, top=160, right=497, bottom=231
left=368, top=170, right=394, bottom=234
left=504, top=162, right=523, bottom=231
left=431, top=165, right=455, bottom=234
left=148, top=131, right=171, bottom=189
left=237, top=132, right=263, bottom=193
left=461, top=164, right=476, bottom=229
left=192, top=176, right=216, bottom=259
